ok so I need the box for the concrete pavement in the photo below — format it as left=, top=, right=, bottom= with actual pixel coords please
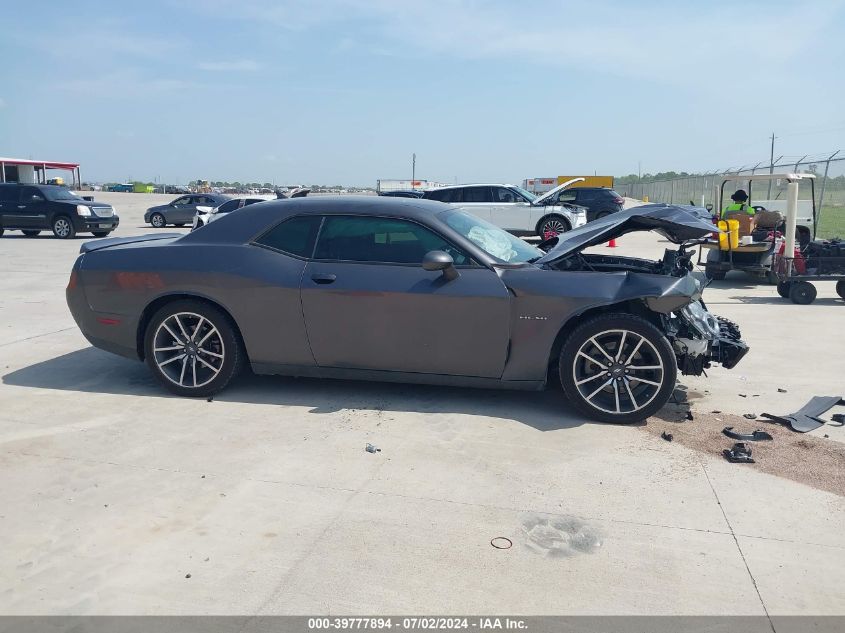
left=0, top=193, right=843, bottom=615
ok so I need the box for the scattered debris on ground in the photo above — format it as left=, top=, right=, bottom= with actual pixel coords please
left=743, top=413, right=757, bottom=420
left=685, top=411, right=694, bottom=421
left=762, top=396, right=844, bottom=433
left=490, top=537, right=512, bottom=550
left=724, top=442, right=755, bottom=464
left=644, top=409, right=845, bottom=496
left=661, top=431, right=673, bottom=442
left=778, top=388, right=788, bottom=393
left=723, top=427, right=773, bottom=442
left=365, top=443, right=381, bottom=453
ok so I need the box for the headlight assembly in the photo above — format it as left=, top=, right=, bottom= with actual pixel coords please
left=680, top=301, right=720, bottom=337
left=76, top=205, right=92, bottom=216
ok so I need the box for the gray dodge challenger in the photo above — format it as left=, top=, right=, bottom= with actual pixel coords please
left=66, top=197, right=747, bottom=423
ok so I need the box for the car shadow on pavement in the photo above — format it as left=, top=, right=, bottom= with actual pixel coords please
left=730, top=296, right=843, bottom=306
left=2, top=347, right=591, bottom=432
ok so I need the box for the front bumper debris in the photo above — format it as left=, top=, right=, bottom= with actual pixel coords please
left=668, top=306, right=749, bottom=376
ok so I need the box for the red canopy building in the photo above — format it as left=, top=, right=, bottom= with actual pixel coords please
left=0, top=157, right=82, bottom=188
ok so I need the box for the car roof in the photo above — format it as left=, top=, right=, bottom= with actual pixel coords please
left=182, top=195, right=450, bottom=245
left=427, top=183, right=516, bottom=190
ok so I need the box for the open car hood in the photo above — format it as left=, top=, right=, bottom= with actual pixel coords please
left=534, top=204, right=717, bottom=265
left=532, top=177, right=585, bottom=206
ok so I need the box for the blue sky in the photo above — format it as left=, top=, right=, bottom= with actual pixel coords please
left=2, top=0, right=845, bottom=186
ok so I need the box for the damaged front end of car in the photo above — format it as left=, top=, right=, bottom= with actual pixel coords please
left=533, top=203, right=749, bottom=377
left=663, top=299, right=748, bottom=376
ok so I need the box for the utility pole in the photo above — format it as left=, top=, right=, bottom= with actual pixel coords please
left=767, top=132, right=776, bottom=199
left=412, top=153, right=416, bottom=183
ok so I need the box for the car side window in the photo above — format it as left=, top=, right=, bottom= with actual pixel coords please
left=254, top=215, right=323, bottom=258
left=314, top=216, right=470, bottom=265
left=493, top=187, right=518, bottom=203
left=462, top=187, right=492, bottom=203
left=173, top=196, right=191, bottom=206
left=21, top=186, right=45, bottom=202
left=217, top=200, right=240, bottom=213
left=0, top=186, right=18, bottom=202
left=557, top=190, right=578, bottom=203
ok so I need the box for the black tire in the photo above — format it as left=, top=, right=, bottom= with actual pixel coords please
left=52, top=216, right=76, bottom=239
left=150, top=213, right=166, bottom=228
left=705, top=266, right=726, bottom=281
left=144, top=299, right=245, bottom=397
left=765, top=271, right=779, bottom=285
left=559, top=313, right=677, bottom=424
left=837, top=280, right=845, bottom=300
left=536, top=214, right=571, bottom=238
left=776, top=282, right=792, bottom=298
left=594, top=211, right=611, bottom=220
left=22, top=230, right=41, bottom=237
left=789, top=281, right=817, bottom=305
left=174, top=223, right=186, bottom=227
left=91, top=231, right=112, bottom=238
left=0, top=229, right=4, bottom=237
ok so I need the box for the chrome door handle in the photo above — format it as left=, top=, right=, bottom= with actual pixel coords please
left=17, top=205, right=26, bottom=209
left=311, top=273, right=337, bottom=284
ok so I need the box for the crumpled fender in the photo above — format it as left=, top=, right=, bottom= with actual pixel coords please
left=497, top=267, right=700, bottom=381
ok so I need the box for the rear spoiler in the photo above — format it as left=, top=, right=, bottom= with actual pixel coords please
left=79, top=233, right=182, bottom=254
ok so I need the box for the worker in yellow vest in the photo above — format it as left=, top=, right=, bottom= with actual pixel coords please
left=722, top=189, right=755, bottom=219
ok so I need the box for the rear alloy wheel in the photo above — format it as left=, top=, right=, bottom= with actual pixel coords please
left=560, top=313, right=677, bottom=424
left=52, top=216, right=76, bottom=239
left=150, top=213, right=166, bottom=228
left=22, top=230, right=41, bottom=237
left=837, top=280, right=845, bottom=300
left=537, top=215, right=570, bottom=239
left=145, top=300, right=244, bottom=397
left=776, top=281, right=792, bottom=298
left=789, top=281, right=817, bottom=305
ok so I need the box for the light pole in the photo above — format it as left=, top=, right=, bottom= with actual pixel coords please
left=412, top=153, right=416, bottom=184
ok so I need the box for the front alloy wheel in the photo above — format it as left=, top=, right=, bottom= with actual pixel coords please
left=560, top=314, right=677, bottom=424
left=538, top=215, right=569, bottom=239
left=150, top=213, right=166, bottom=228
left=52, top=216, right=76, bottom=239
left=145, top=300, right=244, bottom=397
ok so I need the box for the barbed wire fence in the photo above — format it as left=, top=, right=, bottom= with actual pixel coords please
left=615, top=151, right=845, bottom=238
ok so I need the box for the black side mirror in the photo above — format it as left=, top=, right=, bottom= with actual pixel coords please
left=422, top=250, right=459, bottom=281
left=705, top=203, right=714, bottom=212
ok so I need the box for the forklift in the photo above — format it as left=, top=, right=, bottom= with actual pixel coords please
left=699, top=173, right=816, bottom=284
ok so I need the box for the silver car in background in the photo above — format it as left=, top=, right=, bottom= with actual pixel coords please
left=192, top=196, right=274, bottom=230
left=422, top=178, right=588, bottom=237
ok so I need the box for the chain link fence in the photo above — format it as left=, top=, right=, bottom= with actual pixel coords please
left=616, top=152, right=845, bottom=239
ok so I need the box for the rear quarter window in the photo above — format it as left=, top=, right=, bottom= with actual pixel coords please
left=254, top=215, right=322, bottom=258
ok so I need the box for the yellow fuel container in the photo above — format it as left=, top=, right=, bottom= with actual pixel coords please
left=718, top=221, right=729, bottom=249
left=727, top=219, right=740, bottom=249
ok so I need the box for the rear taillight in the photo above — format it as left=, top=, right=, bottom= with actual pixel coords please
left=67, top=270, right=78, bottom=290
left=613, top=196, right=624, bottom=205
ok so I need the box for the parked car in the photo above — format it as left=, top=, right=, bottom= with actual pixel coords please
left=422, top=180, right=587, bottom=237
left=108, top=184, right=135, bottom=193
left=192, top=196, right=271, bottom=230
left=0, top=183, right=119, bottom=239
left=378, top=190, right=425, bottom=198
left=552, top=187, right=625, bottom=222
left=144, top=194, right=230, bottom=228
left=66, top=197, right=747, bottom=423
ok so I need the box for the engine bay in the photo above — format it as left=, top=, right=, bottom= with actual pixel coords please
left=550, top=245, right=696, bottom=277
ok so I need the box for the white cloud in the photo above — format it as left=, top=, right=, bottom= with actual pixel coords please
left=197, top=60, right=261, bottom=72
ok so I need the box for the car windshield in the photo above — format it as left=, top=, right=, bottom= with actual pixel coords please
left=45, top=188, right=81, bottom=201
left=512, top=186, right=537, bottom=202
left=442, top=209, right=543, bottom=264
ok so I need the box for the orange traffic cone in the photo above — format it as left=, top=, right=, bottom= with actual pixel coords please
left=607, top=238, right=617, bottom=248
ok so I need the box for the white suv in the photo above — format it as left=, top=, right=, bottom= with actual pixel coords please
left=422, top=179, right=588, bottom=237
